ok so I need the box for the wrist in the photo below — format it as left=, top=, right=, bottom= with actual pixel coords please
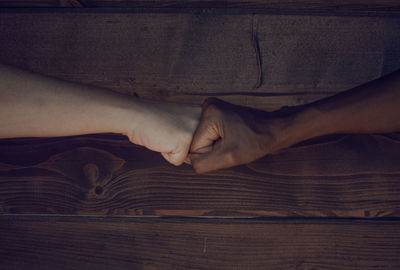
left=260, top=105, right=330, bottom=154
left=95, top=95, right=147, bottom=137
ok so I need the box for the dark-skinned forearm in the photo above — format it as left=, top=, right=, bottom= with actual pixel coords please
left=270, top=69, right=400, bottom=151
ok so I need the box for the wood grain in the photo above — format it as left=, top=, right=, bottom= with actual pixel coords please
left=1, top=133, right=400, bottom=217
left=1, top=11, right=400, bottom=218
left=1, top=9, right=399, bottom=270
left=1, top=12, right=399, bottom=110
left=0, top=0, right=84, bottom=7
left=1, top=0, right=400, bottom=11
left=1, top=215, right=400, bottom=269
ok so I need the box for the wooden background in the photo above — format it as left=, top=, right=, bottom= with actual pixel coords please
left=1, top=0, right=400, bottom=10
left=1, top=1, right=400, bottom=269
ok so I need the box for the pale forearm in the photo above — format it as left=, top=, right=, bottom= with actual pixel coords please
left=0, top=64, right=143, bottom=138
left=0, top=64, right=201, bottom=166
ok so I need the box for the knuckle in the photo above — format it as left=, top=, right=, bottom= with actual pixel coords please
left=165, top=152, right=184, bottom=166
left=202, top=97, right=220, bottom=108
left=204, top=103, right=220, bottom=115
left=171, top=158, right=182, bottom=166
left=193, top=162, right=205, bottom=174
left=203, top=105, right=224, bottom=122
left=203, top=98, right=222, bottom=113
left=223, top=151, right=238, bottom=166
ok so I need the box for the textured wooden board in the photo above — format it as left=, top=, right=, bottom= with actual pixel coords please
left=1, top=12, right=400, bottom=110
left=1, top=133, right=400, bottom=217
left=1, top=11, right=400, bottom=218
left=0, top=0, right=80, bottom=7
left=1, top=0, right=400, bottom=11
left=1, top=216, right=400, bottom=269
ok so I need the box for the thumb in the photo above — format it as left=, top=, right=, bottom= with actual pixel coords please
left=191, top=140, right=234, bottom=174
left=190, top=118, right=220, bottom=154
left=185, top=145, right=213, bottom=165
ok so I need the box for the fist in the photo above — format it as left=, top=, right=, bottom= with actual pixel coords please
left=189, top=98, right=282, bottom=173
left=126, top=102, right=201, bottom=166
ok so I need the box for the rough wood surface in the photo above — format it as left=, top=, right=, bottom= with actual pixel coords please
left=0, top=0, right=84, bottom=7
left=1, top=12, right=399, bottom=110
left=1, top=216, right=400, bottom=269
left=1, top=11, right=400, bottom=218
left=1, top=133, right=400, bottom=217
left=1, top=9, right=400, bottom=270
left=1, top=0, right=400, bottom=11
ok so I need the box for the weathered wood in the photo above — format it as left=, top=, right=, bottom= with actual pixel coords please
left=1, top=133, right=400, bottom=217
left=1, top=9, right=399, bottom=270
left=1, top=12, right=399, bottom=110
left=1, top=0, right=400, bottom=11
left=1, top=11, right=400, bottom=218
left=0, top=0, right=84, bottom=7
left=1, top=215, right=399, bottom=269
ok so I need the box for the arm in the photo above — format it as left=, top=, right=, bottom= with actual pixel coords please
left=276, top=69, right=400, bottom=150
left=189, top=69, right=400, bottom=173
left=0, top=64, right=201, bottom=165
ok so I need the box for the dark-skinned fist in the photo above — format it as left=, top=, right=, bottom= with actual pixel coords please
left=189, top=98, right=285, bottom=173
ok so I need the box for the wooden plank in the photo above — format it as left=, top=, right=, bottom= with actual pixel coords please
left=1, top=0, right=400, bottom=11
left=1, top=133, right=400, bottom=217
left=1, top=12, right=399, bottom=110
left=1, top=215, right=399, bottom=269
left=0, top=0, right=84, bottom=7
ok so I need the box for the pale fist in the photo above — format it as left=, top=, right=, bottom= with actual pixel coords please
left=126, top=102, right=201, bottom=166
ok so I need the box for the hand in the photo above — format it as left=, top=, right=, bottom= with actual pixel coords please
left=189, top=98, right=286, bottom=173
left=125, top=101, right=201, bottom=166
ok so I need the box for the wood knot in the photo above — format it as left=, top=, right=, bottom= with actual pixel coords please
left=94, top=186, right=104, bottom=195
left=37, top=147, right=125, bottom=190
left=83, top=163, right=99, bottom=184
